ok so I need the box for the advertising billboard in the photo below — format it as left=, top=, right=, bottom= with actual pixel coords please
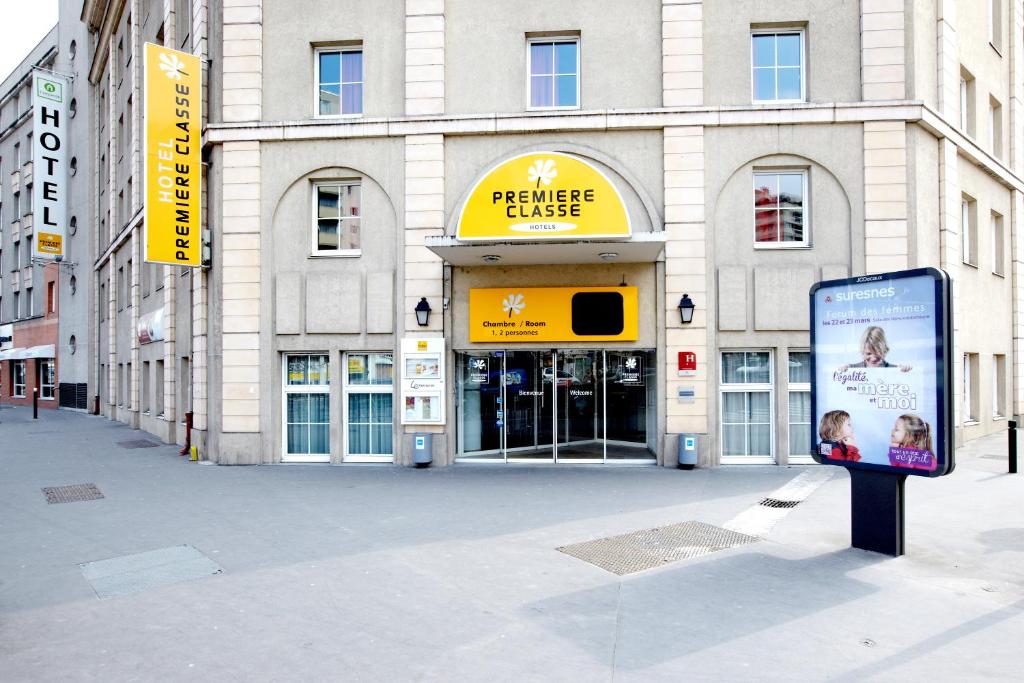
left=469, top=287, right=639, bottom=342
left=31, top=72, right=69, bottom=260
left=143, top=43, right=201, bottom=266
left=810, top=268, right=953, bottom=477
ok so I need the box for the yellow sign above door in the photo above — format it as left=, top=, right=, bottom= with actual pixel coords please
left=456, top=152, right=631, bottom=241
left=469, top=287, right=638, bottom=342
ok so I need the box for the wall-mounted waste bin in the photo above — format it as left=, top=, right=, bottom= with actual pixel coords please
left=678, top=434, right=698, bottom=470
left=413, top=433, right=432, bottom=467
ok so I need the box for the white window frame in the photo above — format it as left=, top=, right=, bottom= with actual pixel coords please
left=752, top=169, right=810, bottom=249
left=989, top=0, right=1003, bottom=54
left=993, top=355, right=1005, bottom=419
left=342, top=352, right=395, bottom=463
left=786, top=350, right=813, bottom=464
left=313, top=46, right=363, bottom=119
left=40, top=359, right=55, bottom=400
left=282, top=353, right=331, bottom=463
left=963, top=353, right=976, bottom=424
left=992, top=211, right=1005, bottom=276
left=750, top=29, right=806, bottom=104
left=525, top=37, right=581, bottom=111
left=13, top=360, right=26, bottom=397
left=720, top=350, right=775, bottom=464
left=961, top=197, right=977, bottom=266
left=311, top=180, right=361, bottom=258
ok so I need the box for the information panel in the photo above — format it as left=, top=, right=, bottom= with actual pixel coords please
left=810, top=268, right=953, bottom=477
left=469, top=287, right=638, bottom=342
left=143, top=43, right=201, bottom=266
left=400, top=337, right=446, bottom=425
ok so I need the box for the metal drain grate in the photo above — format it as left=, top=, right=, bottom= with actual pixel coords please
left=759, top=497, right=800, bottom=509
left=557, top=521, right=759, bottom=576
left=42, top=484, right=104, bottom=504
left=118, top=439, right=160, bottom=449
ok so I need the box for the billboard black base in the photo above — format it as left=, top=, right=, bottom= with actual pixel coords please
left=850, top=469, right=907, bottom=556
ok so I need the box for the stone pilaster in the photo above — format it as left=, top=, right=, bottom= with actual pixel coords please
left=662, top=0, right=702, bottom=107
left=939, top=139, right=963, bottom=430
left=403, top=134, right=444, bottom=333
left=161, top=3, right=176, bottom=427
left=107, top=32, right=118, bottom=409
left=222, top=0, right=262, bottom=122
left=405, top=0, right=444, bottom=116
left=664, top=126, right=707, bottom=444
left=130, top=227, right=140, bottom=412
left=220, top=141, right=262, bottom=434
left=863, top=121, right=908, bottom=273
left=1009, top=0, right=1024, bottom=172
left=860, top=0, right=905, bottom=100
left=130, top=0, right=141, bottom=210
left=1011, top=190, right=1024, bottom=418
left=937, top=0, right=959, bottom=120
left=192, top=0, right=210, bottom=435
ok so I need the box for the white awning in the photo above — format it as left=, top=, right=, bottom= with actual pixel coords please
left=0, top=345, right=55, bottom=361
left=424, top=232, right=666, bottom=267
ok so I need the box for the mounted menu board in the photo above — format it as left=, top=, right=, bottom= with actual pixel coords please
left=400, top=337, right=445, bottom=425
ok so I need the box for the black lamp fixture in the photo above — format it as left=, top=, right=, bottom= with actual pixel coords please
left=414, top=297, right=432, bottom=326
left=677, top=294, right=695, bottom=325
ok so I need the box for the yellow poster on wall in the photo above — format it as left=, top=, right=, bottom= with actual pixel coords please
left=469, top=287, right=638, bottom=342
left=456, top=152, right=631, bottom=241
left=144, top=43, right=201, bottom=266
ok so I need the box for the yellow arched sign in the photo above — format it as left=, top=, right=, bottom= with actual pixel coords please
left=456, top=152, right=631, bottom=241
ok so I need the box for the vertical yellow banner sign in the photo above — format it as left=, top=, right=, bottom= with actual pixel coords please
left=144, top=43, right=201, bottom=266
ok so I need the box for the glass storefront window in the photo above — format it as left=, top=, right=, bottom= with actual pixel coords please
left=283, top=354, right=330, bottom=461
left=721, top=351, right=774, bottom=462
left=345, top=353, right=393, bottom=460
left=40, top=360, right=56, bottom=399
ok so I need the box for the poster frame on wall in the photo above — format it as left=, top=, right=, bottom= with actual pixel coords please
left=809, top=267, right=954, bottom=478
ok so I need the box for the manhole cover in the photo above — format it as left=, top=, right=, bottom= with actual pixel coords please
left=557, top=521, right=759, bottom=576
left=42, top=483, right=104, bottom=504
left=118, top=439, right=160, bottom=449
left=759, top=497, right=800, bottom=509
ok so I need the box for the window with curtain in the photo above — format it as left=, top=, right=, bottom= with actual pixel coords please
left=788, top=351, right=811, bottom=459
left=751, top=31, right=804, bottom=102
left=317, top=48, right=363, bottom=116
left=528, top=39, right=579, bottom=109
left=345, top=353, right=394, bottom=459
left=284, top=354, right=330, bottom=458
left=721, top=351, right=773, bottom=460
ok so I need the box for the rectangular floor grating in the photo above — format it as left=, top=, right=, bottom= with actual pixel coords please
left=759, top=497, right=800, bottom=509
left=42, top=484, right=104, bottom=504
left=557, top=521, right=759, bottom=576
left=117, top=439, right=160, bottom=449
left=80, top=545, right=223, bottom=599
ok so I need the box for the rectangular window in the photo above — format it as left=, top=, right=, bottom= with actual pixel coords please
left=13, top=360, right=26, bottom=397
left=316, top=48, right=363, bottom=116
left=313, top=182, right=361, bottom=255
left=155, top=359, right=164, bottom=416
left=142, top=360, right=150, bottom=413
left=179, top=356, right=191, bottom=421
left=787, top=351, right=812, bottom=461
left=751, top=31, right=804, bottom=102
left=960, top=68, right=975, bottom=136
left=25, top=286, right=32, bottom=318
left=47, top=281, right=55, bottom=313
left=721, top=351, right=774, bottom=462
left=962, top=196, right=977, bottom=266
left=993, top=354, right=1006, bottom=418
left=284, top=354, right=330, bottom=460
left=126, top=260, right=133, bottom=307
left=989, top=0, right=1003, bottom=52
left=176, top=0, right=192, bottom=51
left=753, top=170, right=807, bottom=246
left=344, top=352, right=394, bottom=460
left=125, top=362, right=132, bottom=408
left=964, top=353, right=978, bottom=423
left=989, top=96, right=1002, bottom=157
left=40, top=360, right=55, bottom=400
left=528, top=38, right=579, bottom=109
left=992, top=211, right=1005, bottom=276
left=118, top=363, right=125, bottom=407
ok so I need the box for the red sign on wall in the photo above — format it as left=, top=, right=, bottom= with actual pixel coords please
left=678, top=351, right=697, bottom=376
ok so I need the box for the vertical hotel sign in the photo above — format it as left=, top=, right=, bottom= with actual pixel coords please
left=144, top=44, right=201, bottom=266
left=31, top=72, right=68, bottom=259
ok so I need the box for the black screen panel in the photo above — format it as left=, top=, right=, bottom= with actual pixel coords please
left=571, top=292, right=624, bottom=336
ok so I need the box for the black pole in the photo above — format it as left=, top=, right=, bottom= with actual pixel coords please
left=1010, top=420, right=1018, bottom=475
left=33, top=388, right=38, bottom=420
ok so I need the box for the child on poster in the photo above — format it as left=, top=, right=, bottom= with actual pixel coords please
left=818, top=410, right=861, bottom=462
left=838, top=326, right=912, bottom=373
left=888, top=414, right=936, bottom=471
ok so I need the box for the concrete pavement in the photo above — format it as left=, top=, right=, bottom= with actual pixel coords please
left=1, top=406, right=1022, bottom=681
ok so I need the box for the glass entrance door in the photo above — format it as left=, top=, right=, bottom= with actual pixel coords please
left=457, top=350, right=656, bottom=463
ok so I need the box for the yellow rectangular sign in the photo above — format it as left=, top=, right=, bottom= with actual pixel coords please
left=144, top=43, right=201, bottom=266
left=469, top=287, right=638, bottom=342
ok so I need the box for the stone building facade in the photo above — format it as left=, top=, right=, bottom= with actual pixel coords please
left=80, top=0, right=1023, bottom=467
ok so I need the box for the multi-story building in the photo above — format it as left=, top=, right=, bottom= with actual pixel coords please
left=81, top=0, right=1023, bottom=467
left=0, top=6, right=91, bottom=410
